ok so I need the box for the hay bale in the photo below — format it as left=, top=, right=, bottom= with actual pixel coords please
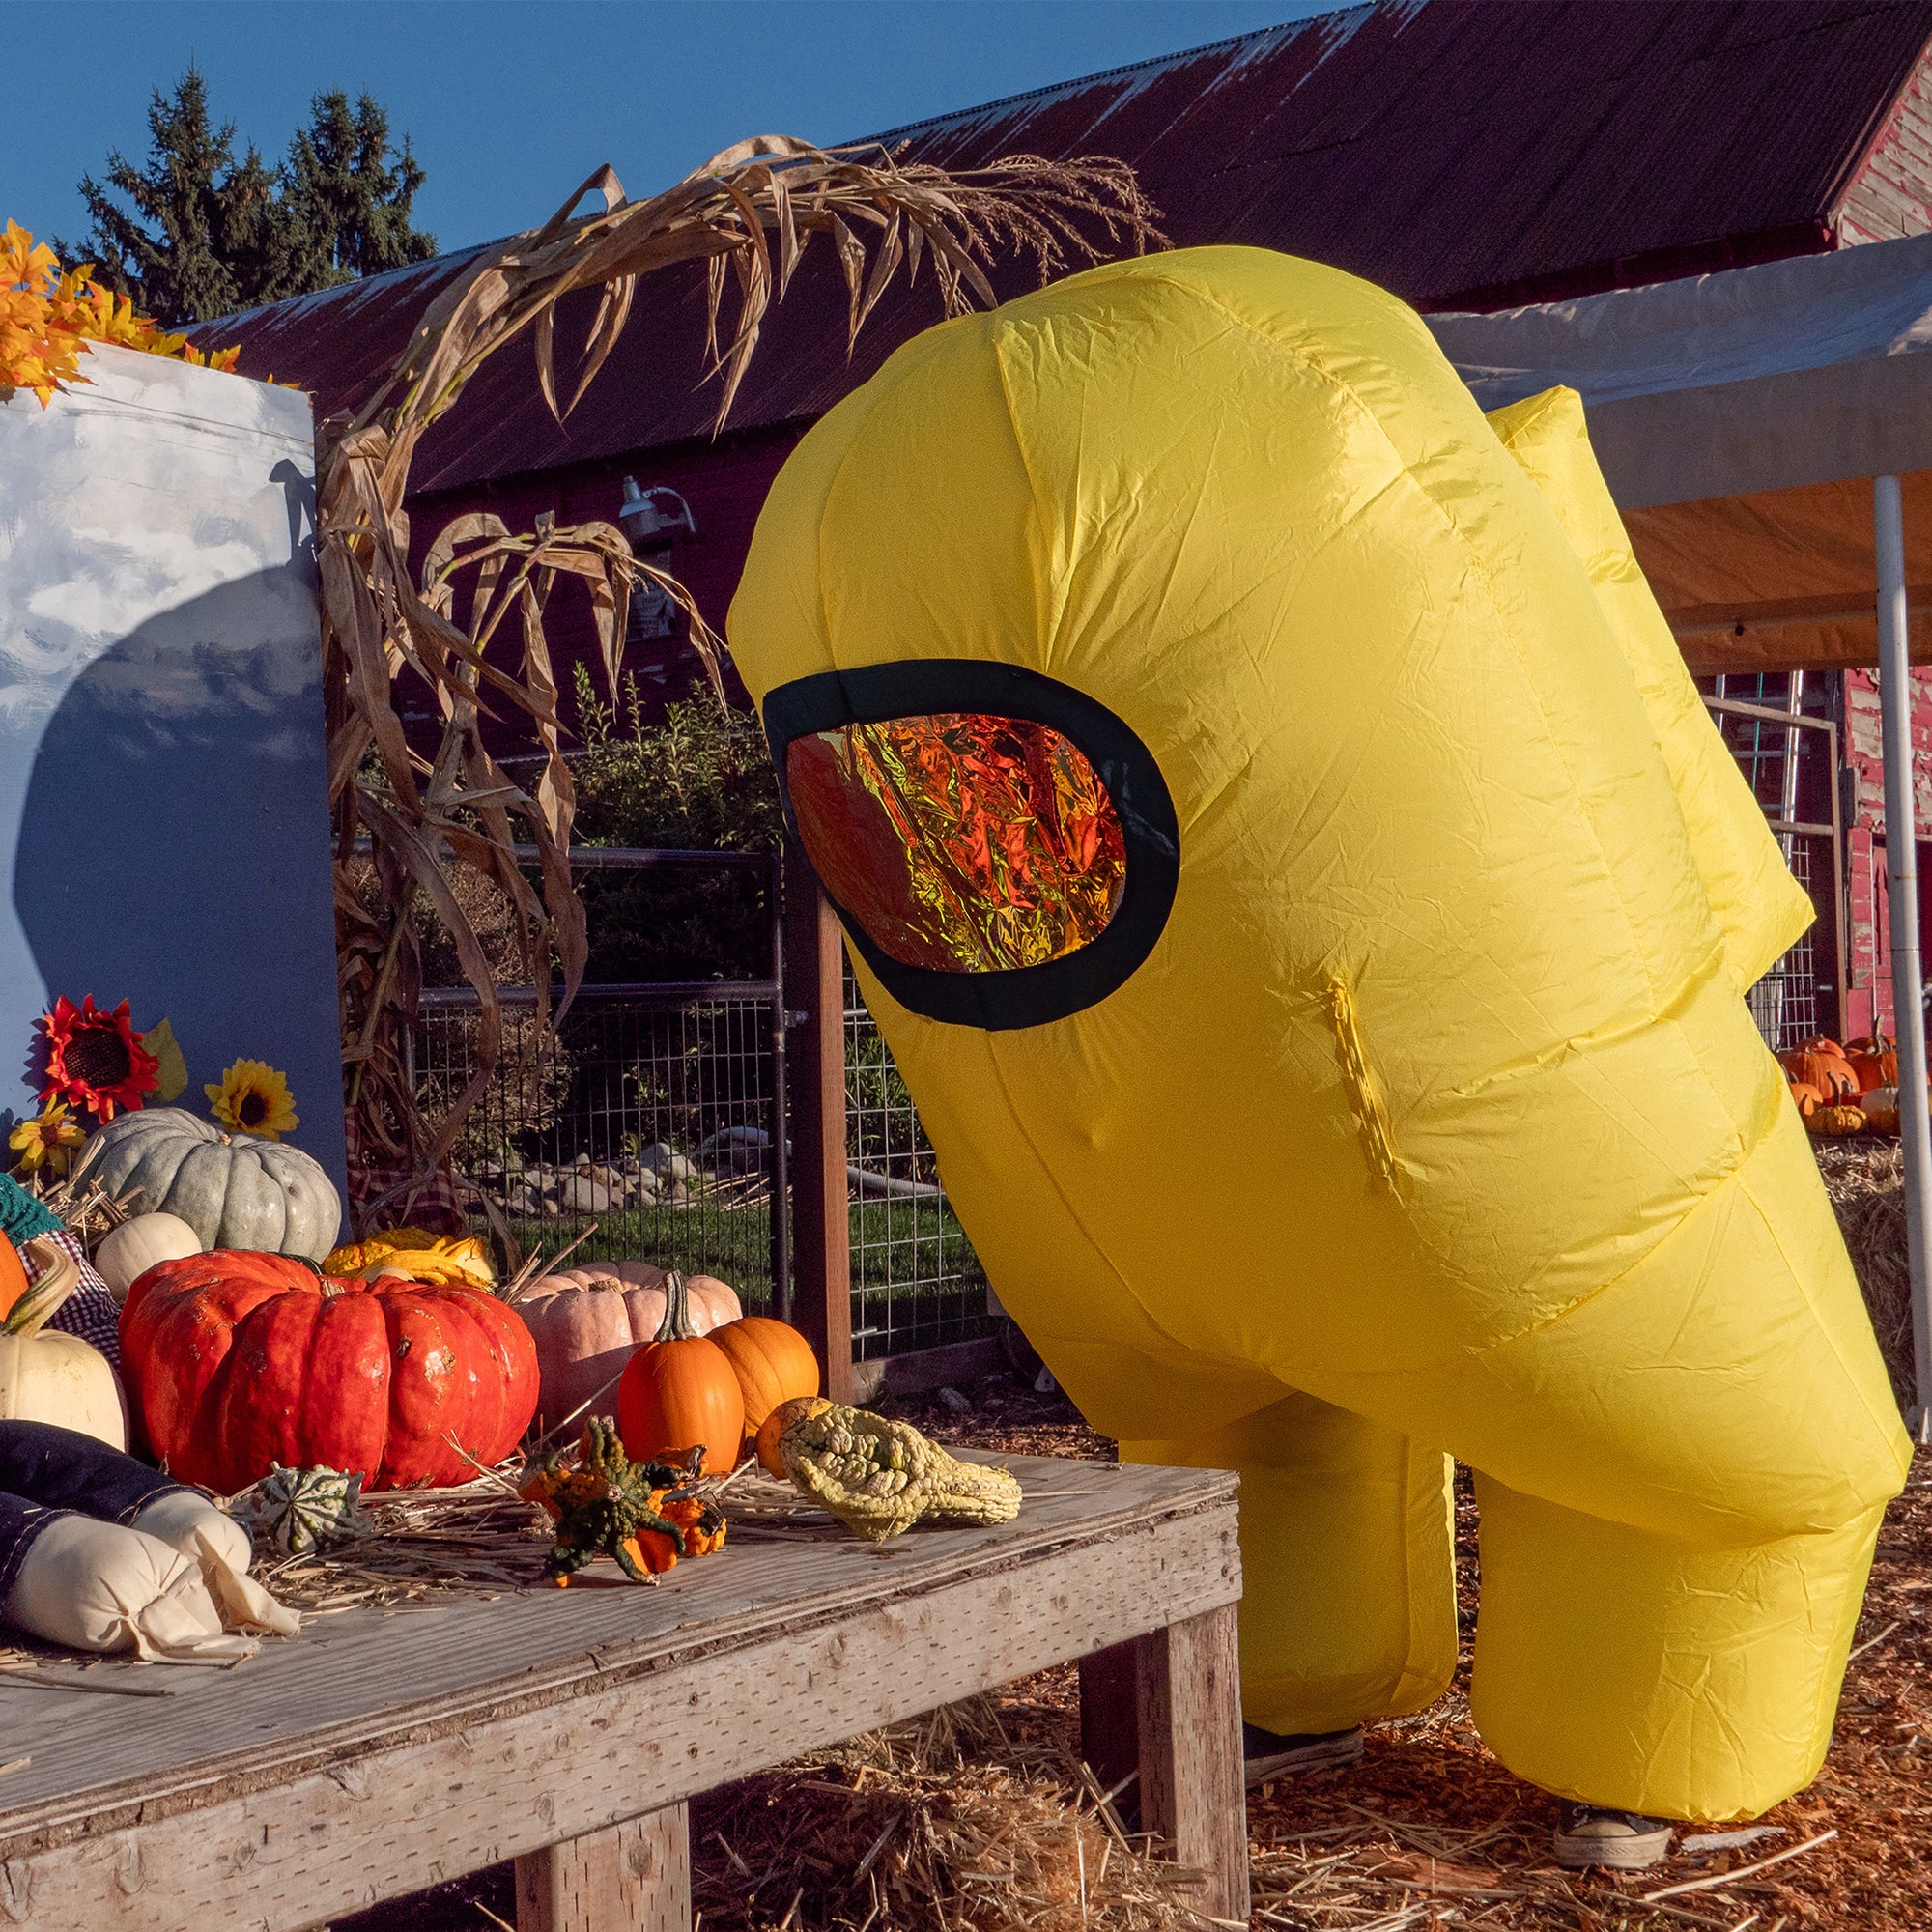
left=1817, top=1141, right=1917, bottom=1409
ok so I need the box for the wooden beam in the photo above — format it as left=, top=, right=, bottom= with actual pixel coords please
left=782, top=838, right=853, bottom=1403
left=1082, top=1609, right=1249, bottom=1919
left=515, top=1806, right=689, bottom=1932
left=1137, top=1605, right=1249, bottom=1922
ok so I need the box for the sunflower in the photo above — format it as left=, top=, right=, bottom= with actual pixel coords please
left=9, top=1099, right=85, bottom=1179
left=205, top=1059, right=298, bottom=1140
left=38, top=995, right=159, bottom=1122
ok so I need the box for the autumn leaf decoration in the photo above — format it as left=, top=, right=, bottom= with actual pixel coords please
left=1, top=220, right=239, bottom=408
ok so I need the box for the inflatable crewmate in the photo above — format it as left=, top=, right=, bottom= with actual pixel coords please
left=727, top=247, right=1910, bottom=1844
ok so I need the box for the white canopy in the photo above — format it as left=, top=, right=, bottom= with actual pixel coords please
left=1429, top=235, right=1932, bottom=1432
left=1429, top=232, right=1932, bottom=674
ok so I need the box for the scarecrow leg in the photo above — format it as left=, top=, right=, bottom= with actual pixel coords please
left=515, top=1804, right=690, bottom=1932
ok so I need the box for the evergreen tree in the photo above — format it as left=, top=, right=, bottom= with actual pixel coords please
left=279, top=91, right=438, bottom=291
left=55, top=71, right=437, bottom=327
left=56, top=67, right=282, bottom=325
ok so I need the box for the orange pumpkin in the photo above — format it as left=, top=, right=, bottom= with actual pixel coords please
left=1844, top=1035, right=1900, bottom=1093
left=0, top=1234, right=29, bottom=1324
left=1787, top=1080, right=1825, bottom=1118
left=1807, top=1103, right=1867, bottom=1138
left=1779, top=1044, right=1857, bottom=1104
left=615, top=1272, right=745, bottom=1474
left=710, top=1316, right=821, bottom=1441
left=517, top=1264, right=740, bottom=1431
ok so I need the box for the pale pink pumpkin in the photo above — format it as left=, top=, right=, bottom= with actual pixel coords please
left=517, top=1263, right=741, bottom=1430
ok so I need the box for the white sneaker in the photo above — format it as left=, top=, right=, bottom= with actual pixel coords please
left=1553, top=1803, right=1675, bottom=1870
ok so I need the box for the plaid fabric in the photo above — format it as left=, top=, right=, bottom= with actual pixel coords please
left=31, top=1230, right=121, bottom=1371
left=342, top=1111, right=467, bottom=1238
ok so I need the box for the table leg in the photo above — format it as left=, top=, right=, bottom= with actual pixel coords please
left=514, top=1803, right=690, bottom=1932
left=1079, top=1605, right=1249, bottom=1920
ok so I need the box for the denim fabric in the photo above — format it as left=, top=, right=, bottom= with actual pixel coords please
left=0, top=1421, right=185, bottom=1524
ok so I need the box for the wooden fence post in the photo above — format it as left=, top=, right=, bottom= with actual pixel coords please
left=782, top=836, right=853, bottom=1402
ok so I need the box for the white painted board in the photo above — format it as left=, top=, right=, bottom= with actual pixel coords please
left=0, top=343, right=345, bottom=1214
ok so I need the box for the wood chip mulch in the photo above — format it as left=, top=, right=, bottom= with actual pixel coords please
left=896, top=1373, right=1932, bottom=1932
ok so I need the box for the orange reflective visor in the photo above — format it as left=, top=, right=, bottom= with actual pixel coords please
left=786, top=715, right=1127, bottom=975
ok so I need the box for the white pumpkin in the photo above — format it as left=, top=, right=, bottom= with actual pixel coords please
left=0, top=1239, right=127, bottom=1448
left=92, top=1212, right=204, bottom=1305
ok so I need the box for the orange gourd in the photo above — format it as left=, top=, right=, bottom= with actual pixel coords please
left=757, top=1395, right=835, bottom=1477
left=615, top=1271, right=745, bottom=1475
left=710, top=1316, right=821, bottom=1440
left=0, top=1234, right=29, bottom=1324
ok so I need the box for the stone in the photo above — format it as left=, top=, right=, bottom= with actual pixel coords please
left=937, top=1386, right=974, bottom=1415
left=560, top=1175, right=613, bottom=1214
left=638, top=1141, right=696, bottom=1182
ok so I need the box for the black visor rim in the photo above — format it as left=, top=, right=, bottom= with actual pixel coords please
left=764, top=660, right=1179, bottom=1031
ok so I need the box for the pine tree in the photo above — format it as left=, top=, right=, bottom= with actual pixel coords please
left=279, top=92, right=438, bottom=291
left=54, top=71, right=437, bottom=327
left=56, top=67, right=282, bottom=325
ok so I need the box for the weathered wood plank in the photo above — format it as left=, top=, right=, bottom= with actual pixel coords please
left=0, top=1488, right=1238, bottom=1930
left=515, top=1807, right=689, bottom=1932
left=782, top=856, right=852, bottom=1404
left=0, top=1457, right=1219, bottom=1838
left=1136, top=1605, right=1248, bottom=1922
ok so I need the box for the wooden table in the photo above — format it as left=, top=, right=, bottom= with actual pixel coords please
left=0, top=1456, right=1244, bottom=1931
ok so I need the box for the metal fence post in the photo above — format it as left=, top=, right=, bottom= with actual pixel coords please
left=781, top=836, right=853, bottom=1402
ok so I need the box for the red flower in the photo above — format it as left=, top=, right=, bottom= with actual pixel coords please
left=37, top=995, right=159, bottom=1122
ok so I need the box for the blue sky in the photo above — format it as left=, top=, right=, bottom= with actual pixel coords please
left=7, top=2, right=1332, bottom=258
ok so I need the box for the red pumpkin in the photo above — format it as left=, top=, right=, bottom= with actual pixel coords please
left=710, top=1316, right=821, bottom=1441
left=120, top=1250, right=539, bottom=1492
left=615, top=1272, right=744, bottom=1475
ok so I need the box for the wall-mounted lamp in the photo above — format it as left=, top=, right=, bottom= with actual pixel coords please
left=618, top=479, right=696, bottom=643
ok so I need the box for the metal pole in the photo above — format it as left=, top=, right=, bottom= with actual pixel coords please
left=1875, top=474, right=1932, bottom=1436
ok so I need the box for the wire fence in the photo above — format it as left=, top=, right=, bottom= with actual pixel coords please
left=412, top=984, right=787, bottom=1312
left=405, top=849, right=995, bottom=1356
left=1704, top=672, right=1844, bottom=1050
left=844, top=963, right=994, bottom=1362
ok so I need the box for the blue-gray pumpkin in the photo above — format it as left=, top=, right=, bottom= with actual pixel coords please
left=80, top=1109, right=340, bottom=1261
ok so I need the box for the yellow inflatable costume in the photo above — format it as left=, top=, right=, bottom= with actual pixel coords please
left=728, top=247, right=1911, bottom=1821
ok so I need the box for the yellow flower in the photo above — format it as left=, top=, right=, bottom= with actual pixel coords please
left=10, top=1100, right=86, bottom=1178
left=206, top=1059, right=298, bottom=1140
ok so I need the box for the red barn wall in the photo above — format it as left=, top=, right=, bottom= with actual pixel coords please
left=1842, top=665, right=1932, bottom=1039
left=405, top=422, right=806, bottom=745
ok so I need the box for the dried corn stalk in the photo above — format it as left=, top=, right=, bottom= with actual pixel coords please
left=323, top=140, right=1156, bottom=1204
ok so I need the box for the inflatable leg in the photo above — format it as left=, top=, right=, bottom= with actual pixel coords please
left=1124, top=1390, right=1456, bottom=1734
left=1471, top=1473, right=1885, bottom=1820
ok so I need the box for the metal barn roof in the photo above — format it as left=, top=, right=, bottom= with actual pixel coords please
left=203, top=0, right=1932, bottom=497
